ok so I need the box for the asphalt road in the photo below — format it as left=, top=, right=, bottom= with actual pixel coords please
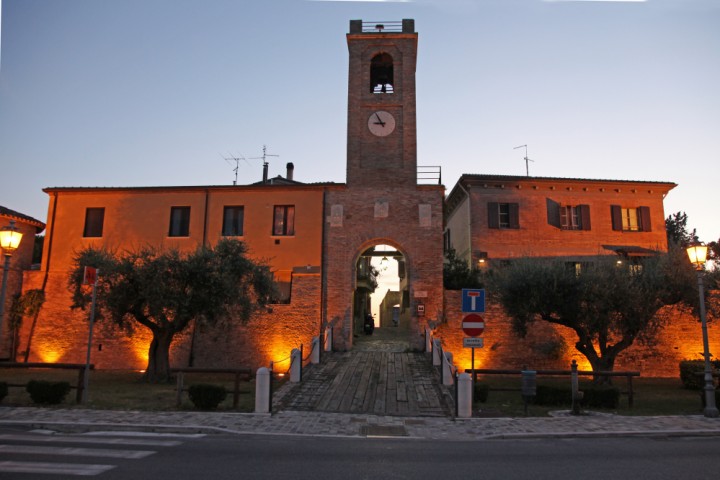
left=2, top=426, right=720, bottom=479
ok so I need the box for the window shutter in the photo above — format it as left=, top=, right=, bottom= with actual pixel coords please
left=611, top=205, right=622, bottom=231
left=487, top=202, right=499, bottom=229
left=579, top=205, right=591, bottom=231
left=546, top=198, right=561, bottom=229
left=638, top=206, right=651, bottom=232
left=509, top=203, right=520, bottom=229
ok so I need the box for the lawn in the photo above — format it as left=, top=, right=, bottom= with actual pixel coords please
left=472, top=375, right=707, bottom=417
left=0, top=368, right=270, bottom=412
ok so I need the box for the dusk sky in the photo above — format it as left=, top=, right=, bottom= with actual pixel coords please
left=1, top=0, right=718, bottom=241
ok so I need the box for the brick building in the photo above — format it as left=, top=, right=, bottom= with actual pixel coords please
left=15, top=19, right=707, bottom=377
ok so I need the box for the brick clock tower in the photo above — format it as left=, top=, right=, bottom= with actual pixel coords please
left=323, top=19, right=444, bottom=352
left=346, top=19, right=418, bottom=188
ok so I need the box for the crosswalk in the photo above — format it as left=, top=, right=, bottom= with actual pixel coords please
left=0, top=430, right=204, bottom=476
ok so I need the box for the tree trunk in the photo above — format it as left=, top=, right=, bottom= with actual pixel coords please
left=144, top=329, right=174, bottom=383
left=588, top=354, right=618, bottom=386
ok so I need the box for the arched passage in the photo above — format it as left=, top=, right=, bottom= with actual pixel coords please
left=352, top=242, right=411, bottom=349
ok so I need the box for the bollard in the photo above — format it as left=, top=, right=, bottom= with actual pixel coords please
left=432, top=339, right=442, bottom=367
left=311, top=336, right=320, bottom=364
left=457, top=373, right=472, bottom=418
left=290, top=348, right=302, bottom=383
left=521, top=367, right=537, bottom=416
left=255, top=367, right=271, bottom=413
left=425, top=328, right=432, bottom=353
left=443, top=352, right=454, bottom=386
left=571, top=360, right=581, bottom=415
left=324, top=326, right=333, bottom=352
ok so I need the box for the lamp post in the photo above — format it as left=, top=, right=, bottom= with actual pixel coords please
left=0, top=220, right=24, bottom=355
left=686, top=242, right=719, bottom=418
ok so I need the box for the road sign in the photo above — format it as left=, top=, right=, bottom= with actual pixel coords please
left=463, top=337, right=484, bottom=348
left=462, top=313, right=485, bottom=337
left=462, top=288, right=485, bottom=313
left=83, top=266, right=98, bottom=285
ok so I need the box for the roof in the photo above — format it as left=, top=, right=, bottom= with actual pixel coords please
left=43, top=182, right=343, bottom=194
left=445, top=174, right=677, bottom=214
left=0, top=206, right=46, bottom=232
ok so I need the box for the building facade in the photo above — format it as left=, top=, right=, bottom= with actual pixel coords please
left=16, top=19, right=703, bottom=377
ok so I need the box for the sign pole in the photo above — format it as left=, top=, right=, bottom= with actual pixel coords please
left=471, top=347, right=475, bottom=408
left=82, top=267, right=98, bottom=404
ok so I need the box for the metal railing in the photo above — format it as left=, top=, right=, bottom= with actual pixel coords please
left=418, top=165, right=442, bottom=185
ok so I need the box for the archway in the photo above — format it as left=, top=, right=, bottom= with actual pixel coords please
left=352, top=243, right=410, bottom=350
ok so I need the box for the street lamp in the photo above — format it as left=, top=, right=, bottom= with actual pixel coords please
left=686, top=242, right=719, bottom=418
left=0, top=220, right=24, bottom=354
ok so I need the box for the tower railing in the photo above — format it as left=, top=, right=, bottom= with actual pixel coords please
left=350, top=20, right=415, bottom=34
left=417, top=165, right=442, bottom=185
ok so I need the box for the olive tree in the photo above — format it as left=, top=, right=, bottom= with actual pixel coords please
left=69, top=239, right=274, bottom=382
left=490, top=250, right=697, bottom=382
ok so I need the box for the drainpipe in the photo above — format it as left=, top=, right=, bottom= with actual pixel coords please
left=455, top=181, right=473, bottom=267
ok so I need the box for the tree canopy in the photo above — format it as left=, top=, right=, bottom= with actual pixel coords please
left=69, top=239, right=275, bottom=382
left=443, top=248, right=484, bottom=290
left=490, top=251, right=698, bottom=381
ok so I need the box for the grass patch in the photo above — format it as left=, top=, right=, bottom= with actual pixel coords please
left=0, top=368, right=275, bottom=412
left=471, top=375, right=707, bottom=417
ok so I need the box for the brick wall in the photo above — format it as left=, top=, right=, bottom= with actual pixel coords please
left=438, top=290, right=720, bottom=378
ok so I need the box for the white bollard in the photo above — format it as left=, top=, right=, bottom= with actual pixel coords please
left=311, top=336, right=320, bottom=364
left=324, top=326, right=333, bottom=352
left=457, top=373, right=472, bottom=418
left=255, top=367, right=271, bottom=413
left=290, top=348, right=302, bottom=383
left=425, top=328, right=432, bottom=353
left=433, top=339, right=442, bottom=366
left=443, top=352, right=454, bottom=386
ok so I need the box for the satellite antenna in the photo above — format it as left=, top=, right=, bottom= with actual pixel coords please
left=249, top=145, right=279, bottom=183
left=223, top=154, right=248, bottom=185
left=513, top=144, right=536, bottom=177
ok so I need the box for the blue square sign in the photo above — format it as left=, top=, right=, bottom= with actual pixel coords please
left=462, top=288, right=485, bottom=313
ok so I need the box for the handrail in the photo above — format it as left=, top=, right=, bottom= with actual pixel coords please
left=0, top=362, right=94, bottom=404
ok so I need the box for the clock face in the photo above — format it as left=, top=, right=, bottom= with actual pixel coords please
left=367, top=110, right=396, bottom=137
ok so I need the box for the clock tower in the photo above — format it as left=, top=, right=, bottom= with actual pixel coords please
left=346, top=19, right=418, bottom=187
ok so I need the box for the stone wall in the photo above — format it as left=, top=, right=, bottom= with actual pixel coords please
left=438, top=290, right=720, bottom=378
left=18, top=270, right=321, bottom=372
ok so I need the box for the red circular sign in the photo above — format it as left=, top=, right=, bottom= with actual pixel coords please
left=462, top=313, right=485, bottom=337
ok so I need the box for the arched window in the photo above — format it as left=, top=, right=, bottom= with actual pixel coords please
left=370, top=53, right=394, bottom=94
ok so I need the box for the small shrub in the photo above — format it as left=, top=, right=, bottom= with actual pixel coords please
left=0, top=382, right=8, bottom=403
left=26, top=380, right=71, bottom=405
left=474, top=383, right=490, bottom=403
left=679, top=360, right=720, bottom=390
left=534, top=385, right=571, bottom=406
left=188, top=384, right=227, bottom=410
left=581, top=386, right=620, bottom=409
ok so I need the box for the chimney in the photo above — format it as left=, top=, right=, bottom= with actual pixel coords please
left=286, top=162, right=295, bottom=181
left=262, top=162, right=268, bottom=184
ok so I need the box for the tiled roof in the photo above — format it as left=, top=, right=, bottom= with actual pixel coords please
left=0, top=206, right=46, bottom=231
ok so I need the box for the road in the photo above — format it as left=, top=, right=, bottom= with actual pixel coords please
left=1, top=425, right=720, bottom=479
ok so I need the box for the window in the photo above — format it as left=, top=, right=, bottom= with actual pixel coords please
left=487, top=202, right=519, bottom=229
left=547, top=199, right=591, bottom=230
left=611, top=205, right=651, bottom=232
left=443, top=229, right=452, bottom=252
left=83, top=208, right=105, bottom=237
left=222, top=206, right=244, bottom=237
left=273, top=205, right=295, bottom=236
left=168, top=207, right=190, bottom=237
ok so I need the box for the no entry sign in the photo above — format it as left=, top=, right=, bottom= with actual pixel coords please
left=462, top=313, right=484, bottom=337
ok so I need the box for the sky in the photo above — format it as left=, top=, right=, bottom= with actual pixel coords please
left=0, top=0, right=718, bottom=241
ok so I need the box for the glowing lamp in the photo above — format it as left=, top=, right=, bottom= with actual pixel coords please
left=0, top=220, right=23, bottom=256
left=686, top=243, right=708, bottom=270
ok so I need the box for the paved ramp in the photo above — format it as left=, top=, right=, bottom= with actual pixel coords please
left=276, top=328, right=451, bottom=417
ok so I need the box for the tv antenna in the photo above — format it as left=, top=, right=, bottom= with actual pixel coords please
left=249, top=145, right=279, bottom=182
left=223, top=154, right=248, bottom=185
left=513, top=144, right=536, bottom=177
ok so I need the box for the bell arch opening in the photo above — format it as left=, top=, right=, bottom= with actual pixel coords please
left=370, top=53, right=394, bottom=94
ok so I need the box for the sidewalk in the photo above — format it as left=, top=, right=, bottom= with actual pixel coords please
left=2, top=406, right=720, bottom=440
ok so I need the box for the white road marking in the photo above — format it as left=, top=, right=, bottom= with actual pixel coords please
left=0, top=460, right=115, bottom=476
left=0, top=444, right=156, bottom=459
left=0, top=433, right=181, bottom=447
